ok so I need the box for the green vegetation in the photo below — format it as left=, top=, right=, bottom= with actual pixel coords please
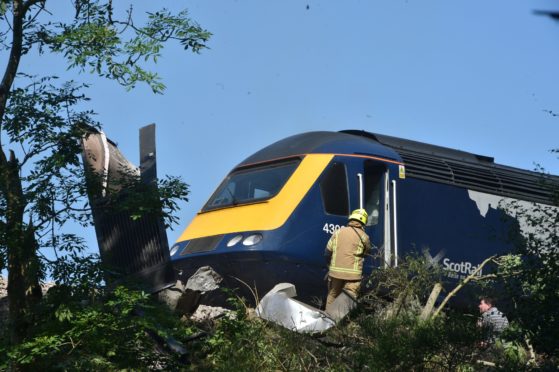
left=2, top=250, right=557, bottom=370
left=1, top=284, right=199, bottom=370
left=0, top=1, right=208, bottom=346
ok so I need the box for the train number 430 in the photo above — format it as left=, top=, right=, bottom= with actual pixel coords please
left=323, top=223, right=341, bottom=234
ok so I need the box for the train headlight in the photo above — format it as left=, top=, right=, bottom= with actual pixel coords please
left=242, top=233, right=263, bottom=246
left=169, top=244, right=180, bottom=256
left=226, top=234, right=244, bottom=247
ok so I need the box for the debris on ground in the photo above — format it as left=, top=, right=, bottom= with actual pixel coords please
left=190, top=304, right=234, bottom=322
left=184, top=266, right=222, bottom=292
left=158, top=266, right=224, bottom=316
left=255, top=283, right=336, bottom=333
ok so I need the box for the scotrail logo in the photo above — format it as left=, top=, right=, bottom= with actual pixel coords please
left=423, top=249, right=482, bottom=278
left=442, top=258, right=482, bottom=276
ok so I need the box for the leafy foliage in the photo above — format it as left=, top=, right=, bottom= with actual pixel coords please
left=3, top=253, right=552, bottom=371
left=3, top=2, right=211, bottom=93
left=496, top=190, right=559, bottom=356
left=194, top=297, right=339, bottom=371
left=100, top=171, right=189, bottom=229
left=0, top=75, right=189, bottom=274
left=0, top=1, right=205, bottom=345
left=189, top=258, right=537, bottom=371
left=361, top=254, right=443, bottom=316
left=1, top=285, right=200, bottom=370
left=344, top=312, right=479, bottom=371
left=0, top=76, right=96, bottom=275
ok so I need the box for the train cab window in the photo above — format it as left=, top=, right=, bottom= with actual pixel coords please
left=364, top=161, right=385, bottom=226
left=202, top=159, right=301, bottom=211
left=320, top=162, right=349, bottom=216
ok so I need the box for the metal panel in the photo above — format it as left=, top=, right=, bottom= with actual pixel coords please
left=81, top=125, right=175, bottom=293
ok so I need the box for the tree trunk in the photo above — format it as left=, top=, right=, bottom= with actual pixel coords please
left=0, top=0, right=25, bottom=124
left=4, top=150, right=41, bottom=344
left=0, top=1, right=42, bottom=345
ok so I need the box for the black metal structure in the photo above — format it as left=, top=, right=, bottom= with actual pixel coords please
left=81, top=124, right=175, bottom=293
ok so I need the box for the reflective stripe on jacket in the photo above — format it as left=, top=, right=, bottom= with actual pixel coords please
left=326, top=220, right=371, bottom=280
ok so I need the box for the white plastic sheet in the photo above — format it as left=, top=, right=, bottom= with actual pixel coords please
left=256, top=283, right=335, bottom=333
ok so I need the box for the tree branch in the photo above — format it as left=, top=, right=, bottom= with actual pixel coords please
left=23, top=0, right=47, bottom=28
left=3, top=11, right=13, bottom=31
left=0, top=0, right=25, bottom=139
left=22, top=0, right=44, bottom=14
left=420, top=282, right=442, bottom=320
left=432, top=255, right=496, bottom=319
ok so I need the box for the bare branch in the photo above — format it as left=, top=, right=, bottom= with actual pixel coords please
left=20, top=143, right=58, bottom=167
left=50, top=194, right=59, bottom=259
left=3, top=11, right=13, bottom=31
left=36, top=249, right=56, bottom=263
left=107, top=0, right=113, bottom=24
left=420, top=282, right=442, bottom=320
left=22, top=0, right=44, bottom=14
left=23, top=0, right=47, bottom=28
left=432, top=255, right=496, bottom=319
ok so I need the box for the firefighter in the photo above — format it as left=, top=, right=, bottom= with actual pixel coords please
left=325, top=208, right=372, bottom=311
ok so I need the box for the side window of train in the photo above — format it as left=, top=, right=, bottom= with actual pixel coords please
left=320, top=162, right=349, bottom=216
left=364, top=161, right=385, bottom=226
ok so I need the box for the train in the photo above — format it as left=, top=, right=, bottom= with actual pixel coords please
left=170, top=130, right=558, bottom=304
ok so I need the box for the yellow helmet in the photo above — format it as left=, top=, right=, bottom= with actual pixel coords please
left=348, top=208, right=368, bottom=225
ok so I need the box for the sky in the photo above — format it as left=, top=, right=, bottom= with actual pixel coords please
left=13, top=0, right=559, bottom=250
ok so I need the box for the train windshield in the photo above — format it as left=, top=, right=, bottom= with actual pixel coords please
left=202, top=159, right=301, bottom=211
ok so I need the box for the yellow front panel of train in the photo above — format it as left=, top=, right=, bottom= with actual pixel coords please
left=177, top=154, right=334, bottom=241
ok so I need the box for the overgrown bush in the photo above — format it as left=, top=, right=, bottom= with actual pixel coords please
left=193, top=297, right=341, bottom=371
left=0, top=285, right=200, bottom=370
left=2, top=249, right=555, bottom=370
left=498, top=196, right=559, bottom=358
left=341, top=312, right=479, bottom=371
left=361, top=254, right=442, bottom=314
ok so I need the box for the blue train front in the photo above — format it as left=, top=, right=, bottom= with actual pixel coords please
left=171, top=131, right=404, bottom=302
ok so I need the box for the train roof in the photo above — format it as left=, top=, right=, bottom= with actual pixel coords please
left=343, top=130, right=559, bottom=205
left=238, top=131, right=402, bottom=166
left=237, top=130, right=558, bottom=205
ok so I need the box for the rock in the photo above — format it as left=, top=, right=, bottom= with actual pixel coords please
left=184, top=266, right=222, bottom=292
left=190, top=304, right=234, bottom=322
left=157, top=280, right=186, bottom=312
left=157, top=267, right=224, bottom=316
left=175, top=289, right=201, bottom=315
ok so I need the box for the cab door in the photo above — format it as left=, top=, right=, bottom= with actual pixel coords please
left=346, top=158, right=389, bottom=273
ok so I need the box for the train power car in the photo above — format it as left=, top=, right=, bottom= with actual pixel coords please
left=170, top=130, right=558, bottom=303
